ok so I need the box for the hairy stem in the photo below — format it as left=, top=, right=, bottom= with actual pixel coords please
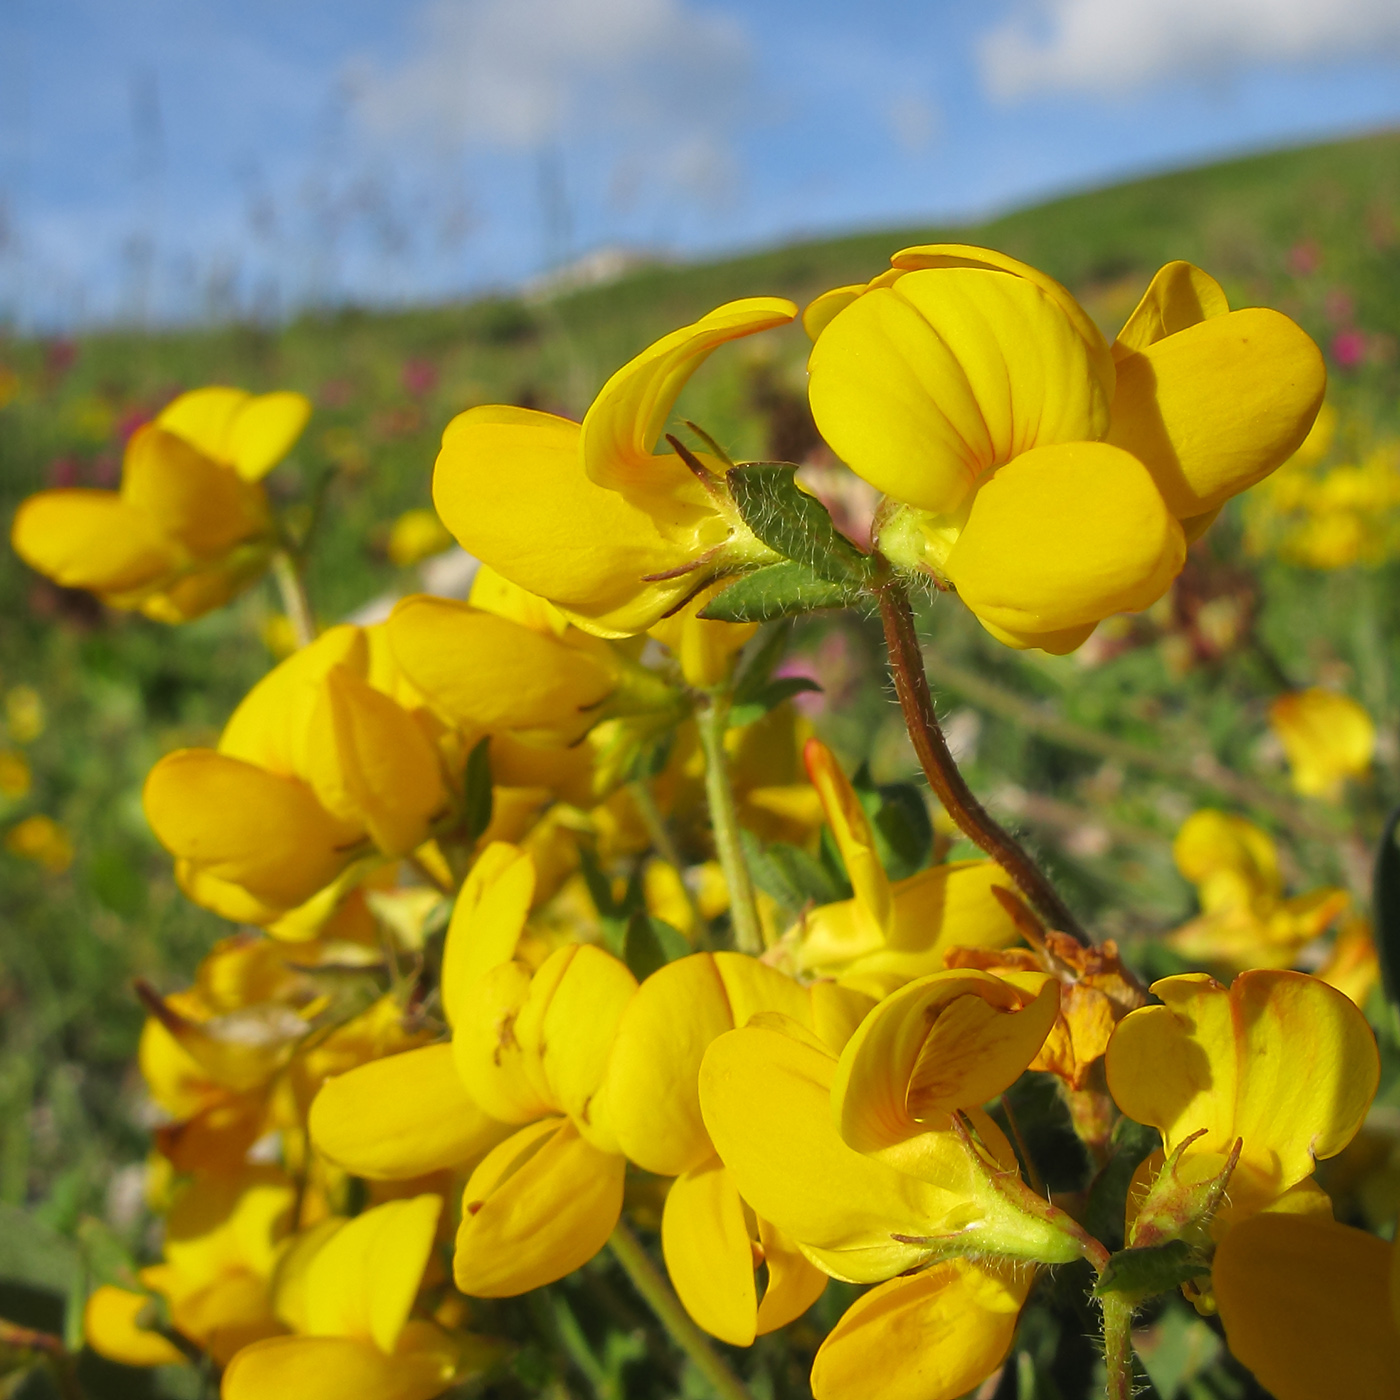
left=877, top=578, right=1088, bottom=944
left=608, top=1221, right=754, bottom=1400
left=695, top=694, right=763, bottom=955
left=272, top=550, right=318, bottom=648
left=1100, top=1293, right=1136, bottom=1400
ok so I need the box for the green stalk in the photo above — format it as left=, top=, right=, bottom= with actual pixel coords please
left=608, top=1221, right=754, bottom=1400
left=1100, top=1293, right=1136, bottom=1400
left=272, top=549, right=318, bottom=648
left=695, top=694, right=763, bottom=955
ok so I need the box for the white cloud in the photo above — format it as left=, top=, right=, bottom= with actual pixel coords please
left=354, top=0, right=751, bottom=205
left=980, top=0, right=1400, bottom=101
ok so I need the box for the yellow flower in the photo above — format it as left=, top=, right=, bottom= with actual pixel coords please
left=223, top=1195, right=492, bottom=1400
left=5, top=685, right=45, bottom=742
left=1165, top=810, right=1348, bottom=971
left=775, top=739, right=1019, bottom=986
left=700, top=968, right=1078, bottom=1400
left=1105, top=970, right=1378, bottom=1230
left=806, top=249, right=1323, bottom=652
left=85, top=1167, right=294, bottom=1367
left=606, top=951, right=872, bottom=1344
left=310, top=844, right=636, bottom=1297
left=431, top=299, right=796, bottom=637
left=144, top=623, right=449, bottom=927
left=1212, top=1214, right=1400, bottom=1399
left=5, top=814, right=73, bottom=872
left=12, top=387, right=309, bottom=622
left=646, top=582, right=759, bottom=689
left=701, top=968, right=1069, bottom=1282
left=1269, top=688, right=1375, bottom=799
left=387, top=508, right=455, bottom=567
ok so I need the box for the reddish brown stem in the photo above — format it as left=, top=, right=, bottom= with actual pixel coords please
left=877, top=578, right=1089, bottom=945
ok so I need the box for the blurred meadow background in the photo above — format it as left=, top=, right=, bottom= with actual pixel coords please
left=4, top=0, right=1400, bottom=1396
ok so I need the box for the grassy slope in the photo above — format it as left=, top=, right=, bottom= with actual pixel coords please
left=0, top=129, right=1398, bottom=1240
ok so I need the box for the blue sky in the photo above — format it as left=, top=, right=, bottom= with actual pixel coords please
left=3, top=0, right=1400, bottom=327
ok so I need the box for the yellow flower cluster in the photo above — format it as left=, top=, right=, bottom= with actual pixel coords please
left=17, top=244, right=1392, bottom=1399
left=1245, top=404, right=1400, bottom=569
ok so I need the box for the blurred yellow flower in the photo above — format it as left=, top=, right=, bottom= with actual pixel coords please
left=808, top=252, right=1323, bottom=652
left=387, top=508, right=454, bottom=567
left=0, top=748, right=31, bottom=798
left=6, top=814, right=73, bottom=872
left=261, top=613, right=300, bottom=659
left=5, top=685, right=45, bottom=742
left=1165, top=809, right=1348, bottom=971
left=0, top=365, right=20, bottom=409
left=1269, top=687, right=1375, bottom=799
left=11, top=386, right=309, bottom=623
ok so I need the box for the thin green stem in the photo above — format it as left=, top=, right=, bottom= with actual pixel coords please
left=695, top=694, right=763, bottom=955
left=629, top=778, right=706, bottom=933
left=877, top=577, right=1089, bottom=944
left=272, top=549, right=317, bottom=647
left=607, top=1221, right=754, bottom=1400
left=1100, top=1293, right=1136, bottom=1400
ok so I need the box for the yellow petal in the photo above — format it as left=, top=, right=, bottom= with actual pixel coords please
left=1269, top=688, right=1375, bottom=799
left=647, top=583, right=758, bottom=689
left=811, top=1259, right=1030, bottom=1400
left=831, top=970, right=1057, bottom=1150
left=808, top=268, right=1109, bottom=516
left=143, top=750, right=361, bottom=910
left=432, top=406, right=705, bottom=636
left=1213, top=1215, right=1400, bottom=1400
left=802, top=285, right=866, bottom=341
left=1172, top=810, right=1280, bottom=904
left=223, top=1332, right=460, bottom=1400
left=303, top=664, right=445, bottom=856
left=608, top=952, right=807, bottom=1176
left=699, top=1020, right=987, bottom=1283
left=804, top=739, right=891, bottom=940
left=440, top=842, right=535, bottom=1028
left=754, top=1214, right=828, bottom=1334
left=1106, top=970, right=1379, bottom=1196
left=1113, top=261, right=1230, bottom=357
left=122, top=424, right=268, bottom=556
left=388, top=595, right=617, bottom=743
left=945, top=441, right=1185, bottom=644
left=580, top=298, right=796, bottom=496
left=219, top=625, right=368, bottom=776
left=84, top=1286, right=188, bottom=1367
left=662, top=1156, right=758, bottom=1346
left=453, top=960, right=550, bottom=1125
left=305, top=1195, right=441, bottom=1351
left=469, top=562, right=570, bottom=636
left=532, top=944, right=638, bottom=1151
left=10, top=490, right=177, bottom=594
left=890, top=244, right=1114, bottom=397
left=455, top=1118, right=624, bottom=1296
left=310, top=1044, right=511, bottom=1179
left=156, top=386, right=251, bottom=459
left=1106, top=308, right=1326, bottom=519
left=226, top=392, right=313, bottom=480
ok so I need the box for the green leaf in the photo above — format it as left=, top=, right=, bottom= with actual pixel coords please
left=726, top=463, right=875, bottom=585
left=464, top=736, right=494, bottom=843
left=1374, top=804, right=1400, bottom=1006
left=1083, top=1117, right=1161, bottom=1253
left=1093, top=1239, right=1209, bottom=1301
left=742, top=831, right=845, bottom=914
left=729, top=676, right=822, bottom=729
left=852, top=769, right=933, bottom=881
left=622, top=912, right=691, bottom=981
left=699, top=562, right=863, bottom=624
left=0, top=1204, right=81, bottom=1296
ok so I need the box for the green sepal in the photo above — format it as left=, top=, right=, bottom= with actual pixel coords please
left=1092, top=1239, right=1210, bottom=1301
left=621, top=911, right=691, bottom=981
left=463, top=736, right=494, bottom=843
left=699, top=561, right=863, bottom=623
left=725, top=463, right=876, bottom=586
